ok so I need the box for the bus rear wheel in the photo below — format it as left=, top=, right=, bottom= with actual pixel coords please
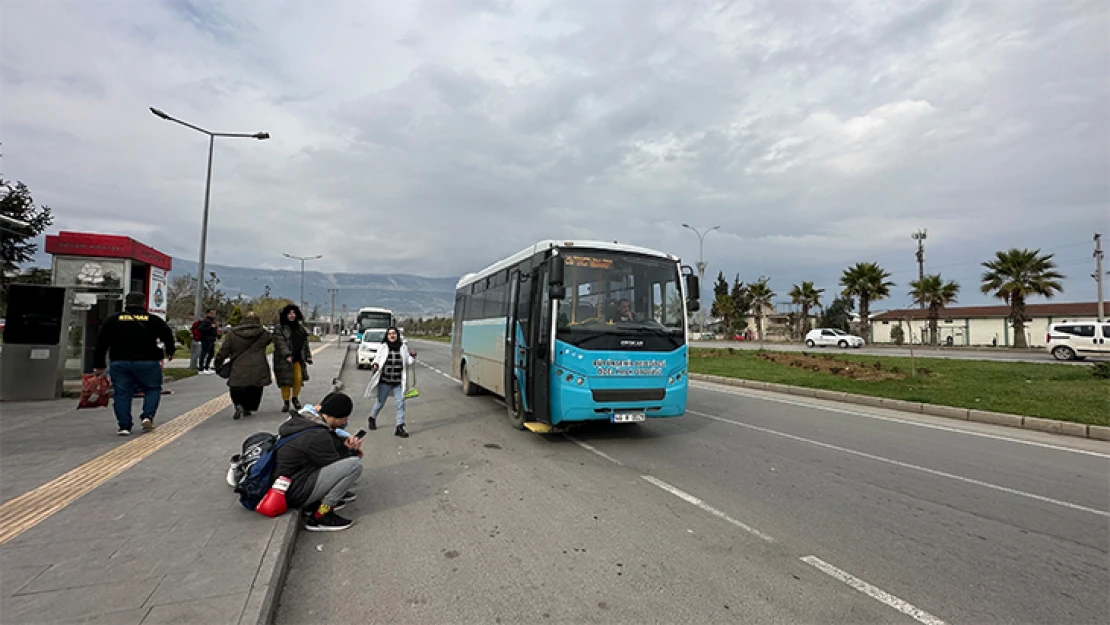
left=461, top=363, right=480, bottom=396
left=507, top=380, right=526, bottom=430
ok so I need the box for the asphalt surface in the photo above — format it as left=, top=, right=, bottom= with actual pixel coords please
left=276, top=340, right=1110, bottom=624
left=692, top=340, right=1104, bottom=364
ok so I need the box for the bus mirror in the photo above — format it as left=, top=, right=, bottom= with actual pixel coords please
left=550, top=284, right=567, bottom=300
left=687, top=299, right=701, bottom=313
left=548, top=255, right=565, bottom=286
left=685, top=274, right=700, bottom=300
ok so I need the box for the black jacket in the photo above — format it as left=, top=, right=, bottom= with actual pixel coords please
left=198, top=317, right=220, bottom=341
left=274, top=413, right=359, bottom=509
left=93, top=307, right=176, bottom=368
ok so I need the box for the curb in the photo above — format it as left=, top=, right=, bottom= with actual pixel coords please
left=243, top=338, right=346, bottom=625
left=689, top=373, right=1109, bottom=441
left=239, top=513, right=300, bottom=625
left=331, top=341, right=350, bottom=393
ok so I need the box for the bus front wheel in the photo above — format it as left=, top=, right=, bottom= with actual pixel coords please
left=461, top=363, right=480, bottom=396
left=507, top=380, right=526, bottom=430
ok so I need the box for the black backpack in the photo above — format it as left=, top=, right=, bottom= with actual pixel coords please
left=233, top=428, right=321, bottom=511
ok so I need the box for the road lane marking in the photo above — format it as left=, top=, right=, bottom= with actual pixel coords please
left=641, top=475, right=777, bottom=543
left=691, top=381, right=1110, bottom=459
left=689, top=410, right=1110, bottom=518
left=416, top=360, right=460, bottom=383
left=565, top=436, right=624, bottom=466
left=801, top=556, right=947, bottom=625
left=0, top=341, right=333, bottom=546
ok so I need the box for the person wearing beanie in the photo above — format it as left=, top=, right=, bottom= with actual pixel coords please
left=273, top=391, right=363, bottom=531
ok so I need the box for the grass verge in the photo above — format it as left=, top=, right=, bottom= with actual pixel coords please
left=410, top=335, right=451, bottom=343
left=690, top=348, right=1110, bottom=426
left=163, top=368, right=199, bottom=382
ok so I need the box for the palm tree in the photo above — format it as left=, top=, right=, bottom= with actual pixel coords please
left=980, top=248, right=1065, bottom=348
left=747, top=279, right=775, bottom=341
left=909, top=274, right=960, bottom=346
left=789, top=281, right=824, bottom=338
left=839, top=262, right=894, bottom=344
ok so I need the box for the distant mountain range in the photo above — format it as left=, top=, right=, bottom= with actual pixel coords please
left=170, top=258, right=458, bottom=318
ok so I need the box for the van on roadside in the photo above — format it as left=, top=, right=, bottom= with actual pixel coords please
left=1045, top=321, right=1110, bottom=361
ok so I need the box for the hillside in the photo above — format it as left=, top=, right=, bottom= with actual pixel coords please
left=171, top=258, right=457, bottom=317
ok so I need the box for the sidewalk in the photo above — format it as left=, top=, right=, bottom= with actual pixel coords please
left=0, top=339, right=349, bottom=625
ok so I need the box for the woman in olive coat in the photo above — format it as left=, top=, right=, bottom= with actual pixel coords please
left=273, top=304, right=313, bottom=412
left=213, top=312, right=273, bottom=419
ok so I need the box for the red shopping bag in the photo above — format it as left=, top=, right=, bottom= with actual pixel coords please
left=77, top=373, right=113, bottom=409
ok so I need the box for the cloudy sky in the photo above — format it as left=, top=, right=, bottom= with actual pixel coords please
left=3, top=0, right=1107, bottom=309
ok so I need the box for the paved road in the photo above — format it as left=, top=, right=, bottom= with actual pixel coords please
left=277, top=340, right=1110, bottom=624
left=692, top=340, right=1105, bottom=364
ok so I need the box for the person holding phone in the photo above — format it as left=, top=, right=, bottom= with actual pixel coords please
left=273, top=392, right=363, bottom=532
left=363, top=326, right=417, bottom=438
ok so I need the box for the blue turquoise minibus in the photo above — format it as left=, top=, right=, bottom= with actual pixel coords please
left=451, top=240, right=701, bottom=431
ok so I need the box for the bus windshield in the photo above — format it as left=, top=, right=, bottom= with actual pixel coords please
left=358, top=312, right=392, bottom=331
left=555, top=252, right=685, bottom=351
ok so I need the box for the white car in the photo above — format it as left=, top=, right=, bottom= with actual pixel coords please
left=1046, top=321, right=1110, bottom=361
left=805, top=328, right=864, bottom=348
left=355, top=329, right=387, bottom=368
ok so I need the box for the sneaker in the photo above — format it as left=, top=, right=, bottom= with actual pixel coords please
left=301, top=501, right=346, bottom=515
left=304, top=511, right=353, bottom=532
left=141, top=418, right=155, bottom=433
left=117, top=428, right=131, bottom=436
left=233, top=405, right=243, bottom=420
left=340, top=491, right=357, bottom=504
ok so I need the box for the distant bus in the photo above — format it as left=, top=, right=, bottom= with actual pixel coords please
left=356, top=307, right=394, bottom=341
left=452, top=240, right=700, bottom=432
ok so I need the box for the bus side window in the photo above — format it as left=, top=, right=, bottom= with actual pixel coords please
left=517, top=273, right=532, bottom=340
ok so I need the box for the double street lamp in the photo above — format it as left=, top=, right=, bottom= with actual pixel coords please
left=150, top=107, right=269, bottom=367
left=284, top=253, right=322, bottom=312
left=682, top=223, right=720, bottom=336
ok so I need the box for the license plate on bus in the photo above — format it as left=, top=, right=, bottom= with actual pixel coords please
left=612, top=411, right=646, bottom=423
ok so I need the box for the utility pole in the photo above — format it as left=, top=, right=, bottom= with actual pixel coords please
left=1095, top=233, right=1105, bottom=321
left=328, top=288, right=339, bottom=335
left=912, top=229, right=927, bottom=309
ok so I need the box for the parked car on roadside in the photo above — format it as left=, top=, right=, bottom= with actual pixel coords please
left=804, top=328, right=864, bottom=348
left=1045, top=321, right=1110, bottom=361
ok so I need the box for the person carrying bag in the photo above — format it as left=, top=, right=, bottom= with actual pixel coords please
left=363, top=326, right=417, bottom=438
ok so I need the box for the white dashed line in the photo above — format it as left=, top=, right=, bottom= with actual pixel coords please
left=641, top=475, right=777, bottom=543
left=565, top=436, right=624, bottom=466
left=416, top=360, right=460, bottom=383
left=689, top=409, right=1110, bottom=518
left=801, top=556, right=947, bottom=625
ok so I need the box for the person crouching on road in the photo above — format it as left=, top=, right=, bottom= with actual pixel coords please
left=273, top=304, right=313, bottom=413
left=93, top=291, right=177, bottom=436
left=213, top=312, right=273, bottom=419
left=364, top=326, right=417, bottom=438
left=273, top=392, right=363, bottom=532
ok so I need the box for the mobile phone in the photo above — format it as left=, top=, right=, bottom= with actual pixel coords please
left=354, top=429, right=367, bottom=439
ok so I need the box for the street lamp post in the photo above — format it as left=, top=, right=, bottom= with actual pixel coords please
left=284, top=253, right=322, bottom=312
left=150, top=107, right=269, bottom=368
left=682, top=223, right=720, bottom=337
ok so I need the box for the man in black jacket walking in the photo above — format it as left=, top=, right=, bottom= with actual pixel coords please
left=274, top=392, right=363, bottom=532
left=197, top=308, right=220, bottom=373
left=93, top=292, right=176, bottom=435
